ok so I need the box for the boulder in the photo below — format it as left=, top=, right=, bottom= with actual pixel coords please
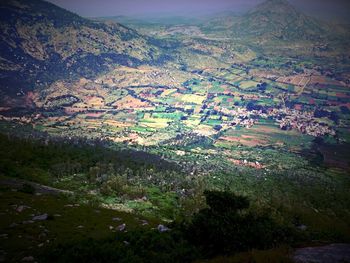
left=157, top=224, right=170, bottom=232
left=293, top=243, right=350, bottom=263
left=32, top=214, right=48, bottom=221
left=117, top=223, right=126, bottom=232
left=21, top=256, right=34, bottom=262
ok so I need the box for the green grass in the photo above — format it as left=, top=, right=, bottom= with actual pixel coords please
left=0, top=188, right=158, bottom=262
left=151, top=112, right=184, bottom=120
left=130, top=126, right=154, bottom=132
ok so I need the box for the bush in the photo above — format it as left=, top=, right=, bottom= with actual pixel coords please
left=187, top=190, right=292, bottom=257
left=204, top=190, right=249, bottom=212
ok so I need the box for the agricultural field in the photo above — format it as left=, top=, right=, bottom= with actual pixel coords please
left=2, top=55, right=349, bottom=162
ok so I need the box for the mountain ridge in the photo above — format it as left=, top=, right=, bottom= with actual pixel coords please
left=233, top=0, right=329, bottom=40
left=0, top=0, right=165, bottom=106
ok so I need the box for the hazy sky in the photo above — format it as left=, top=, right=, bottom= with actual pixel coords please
left=47, top=0, right=350, bottom=22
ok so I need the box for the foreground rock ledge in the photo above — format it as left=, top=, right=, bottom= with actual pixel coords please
left=293, top=243, right=350, bottom=263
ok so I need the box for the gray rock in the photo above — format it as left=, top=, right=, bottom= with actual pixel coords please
left=21, top=256, right=34, bottom=261
left=157, top=224, right=170, bottom=232
left=297, top=224, right=308, bottom=231
left=117, top=223, right=126, bottom=232
left=16, top=205, right=30, bottom=212
left=32, top=214, right=48, bottom=221
left=140, top=220, right=148, bottom=226
left=293, top=243, right=350, bottom=263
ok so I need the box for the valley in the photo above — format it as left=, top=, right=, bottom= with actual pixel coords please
left=2, top=37, right=349, bottom=172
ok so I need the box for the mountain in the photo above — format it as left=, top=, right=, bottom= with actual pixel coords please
left=0, top=0, right=164, bottom=106
left=227, top=0, right=330, bottom=40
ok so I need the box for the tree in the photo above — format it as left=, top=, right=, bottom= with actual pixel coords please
left=340, top=106, right=350, bottom=115
left=213, top=125, right=222, bottom=131
left=204, top=190, right=249, bottom=213
left=187, top=190, right=291, bottom=256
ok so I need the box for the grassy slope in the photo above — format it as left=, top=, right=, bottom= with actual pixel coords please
left=0, top=187, right=158, bottom=262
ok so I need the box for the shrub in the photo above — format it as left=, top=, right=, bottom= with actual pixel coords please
left=187, top=190, right=292, bottom=257
left=204, top=190, right=249, bottom=213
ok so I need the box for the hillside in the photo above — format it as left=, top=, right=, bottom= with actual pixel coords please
left=0, top=0, right=164, bottom=106
left=236, top=0, right=328, bottom=40
left=206, top=0, right=331, bottom=41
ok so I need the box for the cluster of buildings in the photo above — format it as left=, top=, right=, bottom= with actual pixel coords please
left=217, top=105, right=336, bottom=137
left=217, top=107, right=257, bottom=128
left=272, top=108, right=336, bottom=137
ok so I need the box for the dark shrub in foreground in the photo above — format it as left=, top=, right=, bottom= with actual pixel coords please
left=186, top=190, right=292, bottom=257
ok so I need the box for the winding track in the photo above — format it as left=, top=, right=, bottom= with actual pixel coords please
left=0, top=176, right=73, bottom=195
